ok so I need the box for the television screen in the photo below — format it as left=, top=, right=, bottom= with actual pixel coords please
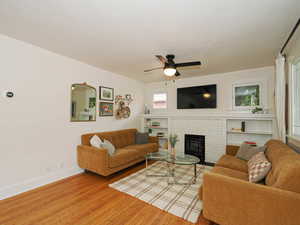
left=177, top=84, right=217, bottom=109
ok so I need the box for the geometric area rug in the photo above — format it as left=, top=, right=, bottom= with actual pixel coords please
left=109, top=161, right=212, bottom=223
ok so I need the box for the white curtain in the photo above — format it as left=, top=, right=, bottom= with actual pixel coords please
left=275, top=53, right=286, bottom=143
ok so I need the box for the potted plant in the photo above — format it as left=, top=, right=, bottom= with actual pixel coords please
left=169, top=134, right=179, bottom=157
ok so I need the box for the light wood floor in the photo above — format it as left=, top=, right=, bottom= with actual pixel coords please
left=0, top=162, right=212, bottom=225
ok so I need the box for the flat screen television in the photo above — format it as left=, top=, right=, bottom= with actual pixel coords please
left=177, top=84, right=217, bottom=109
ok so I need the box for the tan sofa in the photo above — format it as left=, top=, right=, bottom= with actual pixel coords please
left=200, top=140, right=300, bottom=225
left=77, top=129, right=159, bottom=176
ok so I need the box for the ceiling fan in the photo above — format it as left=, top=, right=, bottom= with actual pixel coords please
left=144, top=54, right=201, bottom=77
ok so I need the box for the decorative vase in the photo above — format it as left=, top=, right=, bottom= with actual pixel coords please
left=171, top=147, right=176, bottom=158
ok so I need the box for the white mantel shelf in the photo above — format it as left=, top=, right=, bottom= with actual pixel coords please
left=142, top=113, right=275, bottom=120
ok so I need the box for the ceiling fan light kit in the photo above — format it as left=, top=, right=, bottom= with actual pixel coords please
left=144, top=54, right=201, bottom=78
left=163, top=66, right=176, bottom=76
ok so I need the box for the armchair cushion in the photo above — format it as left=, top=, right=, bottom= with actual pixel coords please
left=199, top=166, right=248, bottom=201
left=236, top=143, right=266, bottom=161
left=216, top=154, right=248, bottom=173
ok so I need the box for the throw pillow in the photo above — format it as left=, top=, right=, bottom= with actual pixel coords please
left=248, top=152, right=272, bottom=183
left=135, top=132, right=149, bottom=144
left=101, top=139, right=116, bottom=156
left=90, top=135, right=103, bottom=148
left=236, top=143, right=266, bottom=161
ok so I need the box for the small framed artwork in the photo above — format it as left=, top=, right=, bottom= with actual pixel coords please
left=233, top=82, right=262, bottom=110
left=99, top=102, right=114, bottom=116
left=99, top=86, right=114, bottom=101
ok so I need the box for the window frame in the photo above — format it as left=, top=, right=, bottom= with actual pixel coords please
left=152, top=92, right=168, bottom=109
left=289, top=57, right=300, bottom=139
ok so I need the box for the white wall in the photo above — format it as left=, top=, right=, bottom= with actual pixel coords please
left=0, top=34, right=145, bottom=199
left=145, top=66, right=275, bottom=115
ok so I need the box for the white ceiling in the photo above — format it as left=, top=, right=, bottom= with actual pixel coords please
left=0, top=0, right=299, bottom=83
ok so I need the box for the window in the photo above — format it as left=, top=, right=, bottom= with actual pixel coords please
left=291, top=59, right=300, bottom=137
left=233, top=83, right=261, bottom=110
left=153, top=93, right=167, bottom=109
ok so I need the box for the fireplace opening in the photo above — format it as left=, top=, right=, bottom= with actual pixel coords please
left=185, top=134, right=205, bottom=164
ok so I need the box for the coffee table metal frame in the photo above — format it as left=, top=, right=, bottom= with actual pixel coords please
left=145, top=151, right=202, bottom=185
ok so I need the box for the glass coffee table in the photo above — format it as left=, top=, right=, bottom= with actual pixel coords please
left=145, top=151, right=170, bottom=177
left=145, top=151, right=202, bottom=184
left=166, top=154, right=201, bottom=185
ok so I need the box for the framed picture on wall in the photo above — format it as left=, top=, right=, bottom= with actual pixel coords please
left=233, top=82, right=262, bottom=110
left=99, top=102, right=114, bottom=116
left=99, top=86, right=114, bottom=101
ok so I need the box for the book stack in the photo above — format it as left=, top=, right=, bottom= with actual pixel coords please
left=244, top=141, right=257, bottom=146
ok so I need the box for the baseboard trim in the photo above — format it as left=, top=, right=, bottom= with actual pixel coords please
left=0, top=167, right=83, bottom=200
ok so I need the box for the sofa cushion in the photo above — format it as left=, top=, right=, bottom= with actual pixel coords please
left=266, top=154, right=300, bottom=193
left=101, top=139, right=116, bottom=156
left=248, top=152, right=271, bottom=183
left=236, top=143, right=266, bottom=161
left=199, top=166, right=248, bottom=200
left=124, top=143, right=158, bottom=156
left=81, top=129, right=137, bottom=148
left=210, top=166, right=249, bottom=180
left=265, top=139, right=297, bottom=186
left=216, top=155, right=248, bottom=173
left=135, top=132, right=149, bottom=144
left=90, top=135, right=103, bottom=148
left=109, top=148, right=141, bottom=168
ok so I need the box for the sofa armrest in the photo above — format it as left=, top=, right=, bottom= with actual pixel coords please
left=226, top=145, right=239, bottom=156
left=203, top=172, right=300, bottom=225
left=148, top=136, right=159, bottom=144
left=77, top=145, right=109, bottom=173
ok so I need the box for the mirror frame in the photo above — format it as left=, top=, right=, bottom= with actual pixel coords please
left=70, top=83, right=97, bottom=122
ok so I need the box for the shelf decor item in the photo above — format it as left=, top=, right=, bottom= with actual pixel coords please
left=157, top=132, right=164, bottom=137
left=251, top=106, right=263, bottom=114
left=169, top=134, right=179, bottom=158
left=241, top=121, right=246, bottom=132
left=99, top=86, right=114, bottom=101
left=152, top=121, right=160, bottom=127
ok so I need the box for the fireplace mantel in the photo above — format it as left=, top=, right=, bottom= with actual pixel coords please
left=141, top=113, right=275, bottom=162
left=142, top=113, right=275, bottom=120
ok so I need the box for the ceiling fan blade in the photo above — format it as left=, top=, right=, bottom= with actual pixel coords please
left=175, top=61, right=201, bottom=67
left=175, top=70, right=181, bottom=76
left=155, top=55, right=167, bottom=65
left=144, top=67, right=163, bottom=72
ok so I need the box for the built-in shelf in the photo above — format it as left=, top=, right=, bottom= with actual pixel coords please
left=227, top=142, right=243, bottom=146
left=142, top=116, right=170, bottom=150
left=226, top=118, right=274, bottom=146
left=227, top=130, right=272, bottom=135
left=145, top=126, right=168, bottom=129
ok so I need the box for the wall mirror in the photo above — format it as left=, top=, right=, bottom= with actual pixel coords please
left=71, top=83, right=96, bottom=122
